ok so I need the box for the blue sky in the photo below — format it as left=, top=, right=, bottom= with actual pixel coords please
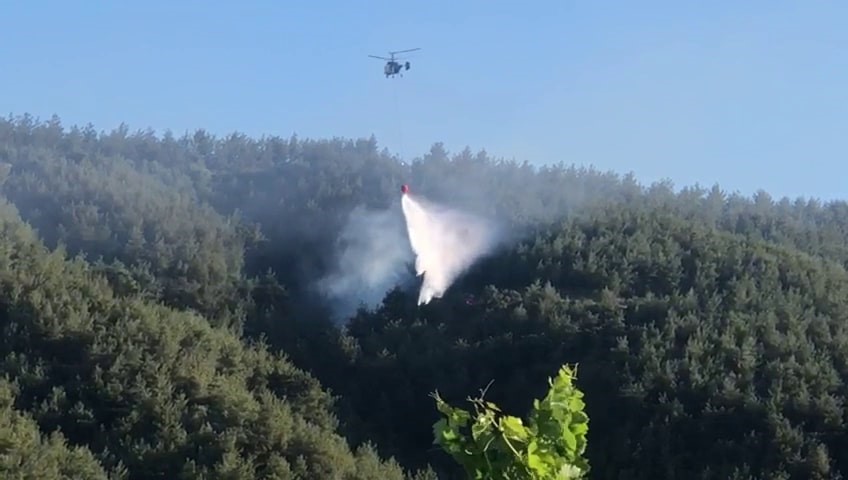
left=1, top=1, right=846, bottom=200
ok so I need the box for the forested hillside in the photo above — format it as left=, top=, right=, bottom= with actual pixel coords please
left=2, top=113, right=848, bottom=479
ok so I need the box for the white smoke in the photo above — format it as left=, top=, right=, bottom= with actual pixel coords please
left=315, top=203, right=413, bottom=319
left=316, top=190, right=502, bottom=319
left=401, top=192, right=501, bottom=305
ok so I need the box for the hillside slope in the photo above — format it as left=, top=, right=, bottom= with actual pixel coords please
left=334, top=206, right=848, bottom=479
left=0, top=195, right=430, bottom=479
left=3, top=115, right=848, bottom=479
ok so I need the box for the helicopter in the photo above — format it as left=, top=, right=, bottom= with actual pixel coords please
left=368, top=48, right=421, bottom=78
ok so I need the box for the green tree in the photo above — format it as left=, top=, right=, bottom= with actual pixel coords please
left=432, top=364, right=590, bottom=479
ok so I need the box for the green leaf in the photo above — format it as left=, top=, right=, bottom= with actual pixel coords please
left=556, top=463, right=585, bottom=480
left=527, top=450, right=549, bottom=476
left=471, top=417, right=490, bottom=441
left=570, top=422, right=588, bottom=436
left=572, top=411, right=588, bottom=424
left=569, top=396, right=585, bottom=411
left=500, top=415, right=529, bottom=442
left=561, top=429, right=577, bottom=451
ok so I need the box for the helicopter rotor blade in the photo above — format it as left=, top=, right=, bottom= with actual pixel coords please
left=368, top=55, right=391, bottom=60
left=389, top=48, right=421, bottom=55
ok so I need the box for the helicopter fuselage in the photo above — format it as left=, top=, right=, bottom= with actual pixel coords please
left=384, top=60, right=411, bottom=77
left=385, top=61, right=400, bottom=76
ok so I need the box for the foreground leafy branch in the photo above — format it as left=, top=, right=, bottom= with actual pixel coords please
left=431, top=364, right=590, bottom=479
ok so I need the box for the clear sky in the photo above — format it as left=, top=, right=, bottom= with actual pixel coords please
left=1, top=1, right=846, bottom=200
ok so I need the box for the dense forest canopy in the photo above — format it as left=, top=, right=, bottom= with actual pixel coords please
left=2, top=112, right=848, bottom=479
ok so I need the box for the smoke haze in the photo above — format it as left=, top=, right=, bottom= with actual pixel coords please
left=315, top=202, right=414, bottom=319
